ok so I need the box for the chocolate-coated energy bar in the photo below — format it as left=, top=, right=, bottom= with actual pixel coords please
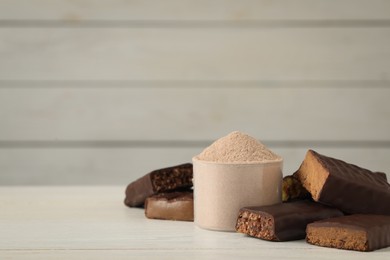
left=145, top=191, right=194, bottom=221
left=236, top=200, right=343, bottom=241
left=294, top=150, right=390, bottom=215
left=124, top=163, right=193, bottom=207
left=307, top=214, right=390, bottom=251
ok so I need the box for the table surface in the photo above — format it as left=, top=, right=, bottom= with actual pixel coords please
left=0, top=186, right=389, bottom=260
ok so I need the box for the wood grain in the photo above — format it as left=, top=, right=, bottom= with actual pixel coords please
left=0, top=1, right=389, bottom=185
left=1, top=28, right=390, bottom=80
left=0, top=88, right=389, bottom=141
left=1, top=0, right=389, bottom=21
left=0, top=148, right=389, bottom=185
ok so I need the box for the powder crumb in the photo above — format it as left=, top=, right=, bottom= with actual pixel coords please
left=195, top=131, right=281, bottom=163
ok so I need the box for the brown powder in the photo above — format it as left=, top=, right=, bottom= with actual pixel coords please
left=195, top=131, right=281, bottom=163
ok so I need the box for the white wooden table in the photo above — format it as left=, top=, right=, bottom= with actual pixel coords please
left=0, top=186, right=389, bottom=259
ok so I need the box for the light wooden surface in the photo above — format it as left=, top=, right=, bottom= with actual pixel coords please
left=0, top=0, right=389, bottom=185
left=1, top=148, right=389, bottom=185
left=0, top=186, right=389, bottom=260
left=1, top=0, right=390, bottom=21
left=1, top=28, right=390, bottom=80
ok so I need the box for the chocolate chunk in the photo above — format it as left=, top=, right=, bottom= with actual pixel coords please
left=282, top=175, right=311, bottom=202
left=294, top=150, right=390, bottom=215
left=236, top=200, right=343, bottom=241
left=145, top=191, right=194, bottom=221
left=307, top=214, right=390, bottom=251
left=124, top=163, right=193, bottom=207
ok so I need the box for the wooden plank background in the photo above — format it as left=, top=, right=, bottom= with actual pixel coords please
left=0, top=0, right=389, bottom=184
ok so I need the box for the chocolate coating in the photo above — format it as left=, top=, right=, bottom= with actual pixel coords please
left=295, top=150, right=390, bottom=215
left=307, top=214, right=390, bottom=251
left=236, top=200, right=343, bottom=241
left=124, top=163, right=193, bottom=207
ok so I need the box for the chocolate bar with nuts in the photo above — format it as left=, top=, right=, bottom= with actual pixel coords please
left=124, top=163, right=193, bottom=207
left=236, top=200, right=343, bottom=241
